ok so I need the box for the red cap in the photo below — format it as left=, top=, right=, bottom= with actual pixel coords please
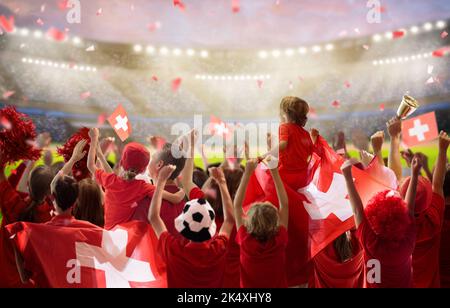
left=399, top=176, right=432, bottom=214
left=120, top=142, right=150, bottom=174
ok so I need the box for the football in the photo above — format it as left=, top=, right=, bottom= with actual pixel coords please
left=175, top=198, right=217, bottom=242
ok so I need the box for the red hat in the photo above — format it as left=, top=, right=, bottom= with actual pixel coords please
left=399, top=176, right=432, bottom=214
left=120, top=142, right=150, bottom=174
left=365, top=190, right=412, bottom=241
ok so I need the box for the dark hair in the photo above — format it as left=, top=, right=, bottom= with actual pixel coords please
left=73, top=178, right=104, bottom=227
left=19, top=166, right=53, bottom=222
left=334, top=231, right=354, bottom=263
left=53, top=176, right=79, bottom=211
left=205, top=168, right=244, bottom=219
left=193, top=167, right=208, bottom=189
left=444, top=169, right=450, bottom=198
left=157, top=143, right=186, bottom=180
left=50, top=161, right=65, bottom=177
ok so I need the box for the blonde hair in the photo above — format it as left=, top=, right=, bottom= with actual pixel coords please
left=245, top=203, right=279, bottom=242
left=121, top=169, right=138, bottom=181
left=280, top=96, right=309, bottom=126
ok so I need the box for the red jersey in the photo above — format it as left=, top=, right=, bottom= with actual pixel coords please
left=236, top=225, right=288, bottom=288
left=356, top=217, right=416, bottom=288
left=95, top=170, right=155, bottom=230
left=413, top=193, right=445, bottom=288
left=440, top=204, right=450, bottom=288
left=157, top=231, right=228, bottom=288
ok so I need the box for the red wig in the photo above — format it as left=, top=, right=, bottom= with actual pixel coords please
left=57, top=128, right=91, bottom=181
left=365, top=190, right=413, bottom=241
left=0, top=106, right=41, bottom=165
left=399, top=176, right=432, bottom=214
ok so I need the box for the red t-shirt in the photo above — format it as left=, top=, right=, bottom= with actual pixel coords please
left=0, top=180, right=52, bottom=288
left=413, top=193, right=445, bottom=288
left=95, top=170, right=155, bottom=230
left=279, top=123, right=314, bottom=173
left=159, top=184, right=185, bottom=238
left=356, top=217, right=416, bottom=288
left=312, top=231, right=364, bottom=288
left=440, top=204, right=450, bottom=288
left=157, top=231, right=228, bottom=288
left=236, top=225, right=288, bottom=288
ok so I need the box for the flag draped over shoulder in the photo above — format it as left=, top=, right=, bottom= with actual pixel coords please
left=242, top=136, right=397, bottom=285
left=6, top=221, right=167, bottom=288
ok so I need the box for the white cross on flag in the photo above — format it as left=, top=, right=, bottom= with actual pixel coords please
left=6, top=221, right=167, bottom=288
left=108, top=104, right=132, bottom=142
left=402, top=111, right=439, bottom=147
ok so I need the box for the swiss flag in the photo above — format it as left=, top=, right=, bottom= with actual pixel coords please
left=402, top=112, right=439, bottom=147
left=108, top=105, right=132, bottom=142
left=210, top=115, right=232, bottom=139
left=6, top=221, right=167, bottom=288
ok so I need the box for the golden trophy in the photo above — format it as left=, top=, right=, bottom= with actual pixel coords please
left=397, top=95, right=419, bottom=119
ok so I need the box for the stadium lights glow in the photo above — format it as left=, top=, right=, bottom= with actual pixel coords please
left=325, top=44, right=334, bottom=51
left=21, top=57, right=97, bottom=73
left=133, top=44, right=143, bottom=53
left=423, top=22, right=433, bottom=31
left=410, top=26, right=420, bottom=34
left=33, top=30, right=43, bottom=39
left=173, top=48, right=182, bottom=56
left=298, top=47, right=307, bottom=54
left=146, top=45, right=156, bottom=54
left=200, top=50, right=209, bottom=58
left=372, top=34, right=382, bottom=42
left=186, top=49, right=195, bottom=56
left=19, top=28, right=30, bottom=37
left=436, top=20, right=447, bottom=29
left=372, top=51, right=437, bottom=66
left=384, top=32, right=393, bottom=40
left=285, top=49, right=294, bottom=56
left=195, top=74, right=271, bottom=81
left=160, top=47, right=169, bottom=55
left=72, top=37, right=82, bottom=45
left=258, top=50, right=268, bottom=59
left=312, top=45, right=322, bottom=53
left=272, top=50, right=281, bottom=58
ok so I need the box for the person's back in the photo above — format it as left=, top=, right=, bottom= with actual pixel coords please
left=439, top=169, right=450, bottom=288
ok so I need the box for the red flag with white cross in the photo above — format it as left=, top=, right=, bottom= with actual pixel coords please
left=402, top=112, right=439, bottom=147
left=108, top=104, right=132, bottom=142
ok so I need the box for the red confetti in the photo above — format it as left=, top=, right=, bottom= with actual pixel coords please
left=362, top=44, right=370, bottom=50
left=86, top=45, right=95, bottom=52
left=0, top=15, right=15, bottom=33
left=36, top=18, right=44, bottom=26
left=152, top=75, right=159, bottom=82
left=171, top=78, right=182, bottom=92
left=96, top=8, right=103, bottom=16
left=393, top=30, right=405, bottom=39
left=41, top=4, right=46, bottom=12
left=2, top=91, right=15, bottom=100
left=173, top=0, right=186, bottom=11
left=309, top=108, right=318, bottom=119
left=97, top=113, right=106, bottom=126
left=0, top=117, right=12, bottom=130
left=344, top=81, right=351, bottom=88
left=148, top=21, right=162, bottom=32
left=58, top=0, right=69, bottom=11
left=257, top=80, right=263, bottom=89
left=80, top=92, right=91, bottom=100
left=441, top=31, right=449, bottom=39
left=432, top=46, right=450, bottom=57
left=331, top=100, right=341, bottom=108
left=47, top=27, right=66, bottom=41
left=379, top=104, right=385, bottom=112
left=232, top=0, right=240, bottom=13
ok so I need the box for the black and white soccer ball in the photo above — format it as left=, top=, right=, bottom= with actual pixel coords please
left=175, top=198, right=217, bottom=242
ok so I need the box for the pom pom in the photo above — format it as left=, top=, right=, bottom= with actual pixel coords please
left=0, top=106, right=41, bottom=165
left=57, top=127, right=91, bottom=181
left=365, top=190, right=412, bottom=241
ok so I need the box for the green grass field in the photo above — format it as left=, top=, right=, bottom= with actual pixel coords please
left=0, top=141, right=444, bottom=225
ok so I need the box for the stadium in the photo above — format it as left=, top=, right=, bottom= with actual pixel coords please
left=0, top=0, right=450, bottom=292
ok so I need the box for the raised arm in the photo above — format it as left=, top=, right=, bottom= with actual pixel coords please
left=268, top=160, right=289, bottom=228
left=209, top=167, right=234, bottom=237
left=180, top=130, right=198, bottom=196
left=371, top=131, right=385, bottom=166
left=0, top=151, right=5, bottom=183
left=148, top=165, right=176, bottom=238
left=87, top=128, right=99, bottom=176
left=96, top=144, right=113, bottom=174
left=234, top=159, right=259, bottom=229
left=51, top=139, right=87, bottom=193
left=433, top=131, right=450, bottom=197
left=16, top=161, right=35, bottom=194
left=406, top=155, right=423, bottom=217
left=387, top=117, right=403, bottom=181
left=341, top=159, right=365, bottom=227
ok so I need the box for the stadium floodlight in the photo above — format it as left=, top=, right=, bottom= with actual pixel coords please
left=258, top=50, right=268, bottom=59
left=391, top=58, right=397, bottom=64
left=285, top=49, right=294, bottom=56
left=404, top=56, right=410, bottom=62
left=272, top=50, right=281, bottom=58
left=33, top=30, right=43, bottom=39
left=227, top=76, right=232, bottom=80
left=312, top=45, right=322, bottom=53
left=173, top=48, right=182, bottom=56
left=384, top=32, right=393, bottom=40
left=207, top=75, right=213, bottom=80
left=21, top=58, right=27, bottom=63
left=325, top=44, right=334, bottom=51
left=379, top=60, right=384, bottom=65
left=160, top=46, right=169, bottom=55
left=72, top=37, right=82, bottom=45
left=221, top=76, right=227, bottom=80
left=423, top=22, right=433, bottom=31
left=92, top=67, right=97, bottom=72
left=200, top=50, right=209, bottom=58
left=146, top=46, right=156, bottom=54
left=133, top=44, right=143, bottom=53
left=214, top=76, right=219, bottom=80
left=234, top=76, right=239, bottom=81
left=436, top=20, right=447, bottom=29
left=266, top=75, right=271, bottom=79
left=19, top=28, right=30, bottom=37
left=410, top=26, right=420, bottom=34
left=298, top=47, right=307, bottom=54
left=372, top=60, right=378, bottom=66
left=186, top=49, right=195, bottom=56
left=372, top=34, right=382, bottom=42
left=385, top=59, right=391, bottom=64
